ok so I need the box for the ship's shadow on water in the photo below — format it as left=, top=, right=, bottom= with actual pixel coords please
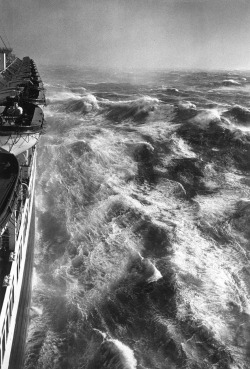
left=24, top=67, right=250, bottom=369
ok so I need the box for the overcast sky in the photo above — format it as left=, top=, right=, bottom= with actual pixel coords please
left=0, top=0, right=250, bottom=70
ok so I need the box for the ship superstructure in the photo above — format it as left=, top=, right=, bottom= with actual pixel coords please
left=0, top=53, right=45, bottom=369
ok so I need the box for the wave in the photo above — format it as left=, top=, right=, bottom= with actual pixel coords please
left=66, top=140, right=92, bottom=156
left=88, top=331, right=137, bottom=369
left=100, top=96, right=159, bottom=122
left=136, top=253, right=163, bottom=283
left=221, top=79, right=242, bottom=86
left=64, top=94, right=99, bottom=114
left=126, top=252, right=163, bottom=283
left=177, top=101, right=196, bottom=111
left=231, top=199, right=250, bottom=237
left=161, top=87, right=180, bottom=95
left=223, top=105, right=250, bottom=125
left=46, top=90, right=83, bottom=104
left=69, top=86, right=87, bottom=94
left=189, top=108, right=221, bottom=126
left=175, top=100, right=197, bottom=120
left=48, top=92, right=160, bottom=119
left=176, top=103, right=250, bottom=159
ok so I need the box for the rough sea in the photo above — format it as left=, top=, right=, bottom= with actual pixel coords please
left=24, top=66, right=250, bottom=369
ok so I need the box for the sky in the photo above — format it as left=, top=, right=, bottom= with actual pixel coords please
left=0, top=0, right=250, bottom=70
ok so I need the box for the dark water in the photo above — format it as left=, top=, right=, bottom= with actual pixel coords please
left=24, top=66, right=250, bottom=369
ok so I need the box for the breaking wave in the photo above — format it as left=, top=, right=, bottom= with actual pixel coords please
left=221, top=79, right=242, bottom=86
left=63, top=94, right=99, bottom=114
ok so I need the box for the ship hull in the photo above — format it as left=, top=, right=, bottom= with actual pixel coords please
left=8, top=201, right=35, bottom=369
left=0, top=55, right=45, bottom=369
left=0, top=149, right=37, bottom=369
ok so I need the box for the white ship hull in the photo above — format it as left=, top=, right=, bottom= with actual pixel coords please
left=0, top=148, right=37, bottom=369
left=0, top=54, right=45, bottom=369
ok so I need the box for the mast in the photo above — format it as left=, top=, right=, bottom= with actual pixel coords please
left=0, top=34, right=12, bottom=71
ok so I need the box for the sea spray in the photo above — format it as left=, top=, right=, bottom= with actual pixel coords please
left=88, top=330, right=137, bottom=369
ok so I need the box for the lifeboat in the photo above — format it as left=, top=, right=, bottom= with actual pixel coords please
left=0, top=148, right=20, bottom=230
left=0, top=102, right=44, bottom=155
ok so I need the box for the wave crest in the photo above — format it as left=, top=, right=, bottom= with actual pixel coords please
left=64, top=94, right=99, bottom=114
left=223, top=105, right=250, bottom=125
left=87, top=335, right=137, bottom=369
left=101, top=96, right=159, bottom=122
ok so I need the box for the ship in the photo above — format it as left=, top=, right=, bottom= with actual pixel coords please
left=0, top=41, right=45, bottom=369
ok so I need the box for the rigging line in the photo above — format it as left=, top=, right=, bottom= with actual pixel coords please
left=4, top=30, right=11, bottom=50
left=3, top=28, right=11, bottom=50
left=0, top=15, right=11, bottom=49
left=3, top=31, right=11, bottom=50
left=0, top=34, right=8, bottom=50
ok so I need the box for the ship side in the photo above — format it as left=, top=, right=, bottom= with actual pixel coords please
left=0, top=54, right=45, bottom=369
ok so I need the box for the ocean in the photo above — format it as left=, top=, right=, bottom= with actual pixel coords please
left=24, top=66, right=250, bottom=369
